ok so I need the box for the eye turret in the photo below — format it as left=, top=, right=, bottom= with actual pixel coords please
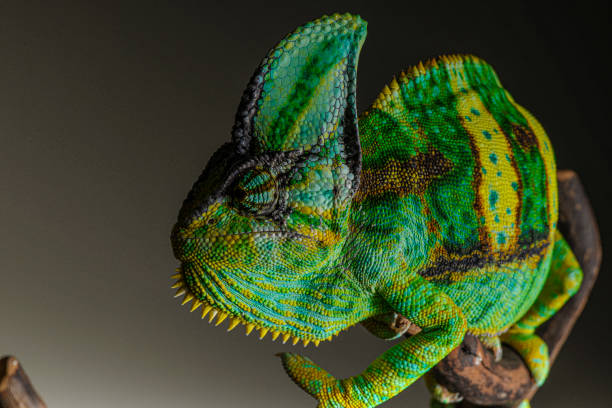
left=231, top=168, right=278, bottom=216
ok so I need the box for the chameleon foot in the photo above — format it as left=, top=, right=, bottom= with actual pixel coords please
left=360, top=312, right=413, bottom=340
left=501, top=330, right=549, bottom=386
left=477, top=334, right=502, bottom=362
left=424, top=372, right=463, bottom=405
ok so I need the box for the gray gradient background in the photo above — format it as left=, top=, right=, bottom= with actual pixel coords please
left=1, top=1, right=610, bottom=407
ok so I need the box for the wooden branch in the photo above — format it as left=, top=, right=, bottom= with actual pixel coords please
left=428, top=170, right=601, bottom=407
left=0, top=356, right=46, bottom=408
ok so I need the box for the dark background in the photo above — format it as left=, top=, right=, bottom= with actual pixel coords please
left=1, top=1, right=610, bottom=407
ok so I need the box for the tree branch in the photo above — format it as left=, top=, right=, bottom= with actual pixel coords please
left=0, top=356, right=46, bottom=408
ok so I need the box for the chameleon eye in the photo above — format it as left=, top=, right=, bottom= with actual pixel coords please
left=231, top=168, right=278, bottom=216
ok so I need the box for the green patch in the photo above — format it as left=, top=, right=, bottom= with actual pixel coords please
left=359, top=109, right=421, bottom=167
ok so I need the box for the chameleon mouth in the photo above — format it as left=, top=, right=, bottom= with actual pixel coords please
left=169, top=268, right=336, bottom=347
left=179, top=231, right=318, bottom=252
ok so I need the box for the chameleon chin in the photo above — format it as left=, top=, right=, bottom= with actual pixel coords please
left=169, top=13, right=583, bottom=408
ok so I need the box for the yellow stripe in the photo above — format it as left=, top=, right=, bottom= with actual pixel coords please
left=447, top=65, right=520, bottom=251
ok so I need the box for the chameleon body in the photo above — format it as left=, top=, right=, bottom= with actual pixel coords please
left=170, top=14, right=582, bottom=407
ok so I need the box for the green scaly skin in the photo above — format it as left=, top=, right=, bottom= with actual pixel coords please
left=170, top=14, right=582, bottom=407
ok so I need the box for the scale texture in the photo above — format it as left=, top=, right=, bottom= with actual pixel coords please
left=170, top=13, right=582, bottom=408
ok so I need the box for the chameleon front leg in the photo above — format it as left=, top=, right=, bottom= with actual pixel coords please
left=279, top=273, right=467, bottom=407
left=501, top=231, right=582, bottom=386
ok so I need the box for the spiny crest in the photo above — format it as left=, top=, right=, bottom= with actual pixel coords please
left=370, top=54, right=503, bottom=111
left=170, top=271, right=331, bottom=348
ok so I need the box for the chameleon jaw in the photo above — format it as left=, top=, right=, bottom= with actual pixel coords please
left=170, top=270, right=333, bottom=348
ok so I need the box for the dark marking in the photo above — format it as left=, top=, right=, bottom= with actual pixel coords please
left=512, top=124, right=538, bottom=150
left=231, top=67, right=265, bottom=155
left=356, top=148, right=453, bottom=199
left=419, top=239, right=550, bottom=280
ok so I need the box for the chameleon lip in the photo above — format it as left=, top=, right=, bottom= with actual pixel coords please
left=169, top=268, right=339, bottom=347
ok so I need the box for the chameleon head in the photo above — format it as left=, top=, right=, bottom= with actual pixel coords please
left=170, top=143, right=359, bottom=344
left=170, top=14, right=369, bottom=346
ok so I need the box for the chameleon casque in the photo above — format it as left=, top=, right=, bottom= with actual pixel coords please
left=170, top=13, right=583, bottom=408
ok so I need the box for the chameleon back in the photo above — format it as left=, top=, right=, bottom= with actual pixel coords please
left=355, top=55, right=557, bottom=335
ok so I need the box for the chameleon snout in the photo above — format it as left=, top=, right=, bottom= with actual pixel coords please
left=170, top=224, right=206, bottom=262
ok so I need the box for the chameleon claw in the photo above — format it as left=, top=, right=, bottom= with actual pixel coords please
left=424, top=372, right=464, bottom=404
left=477, top=334, right=503, bottom=362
